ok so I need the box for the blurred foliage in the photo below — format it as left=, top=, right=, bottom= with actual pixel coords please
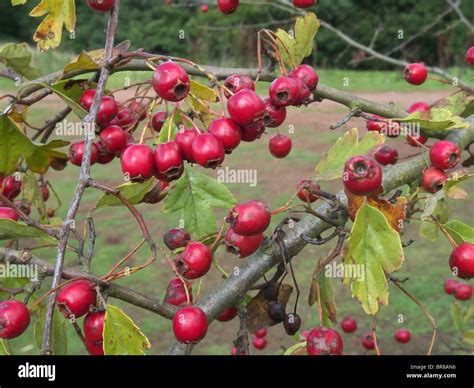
left=0, top=0, right=472, bottom=70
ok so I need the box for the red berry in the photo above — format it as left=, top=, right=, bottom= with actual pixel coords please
left=449, top=243, right=474, bottom=279
left=297, top=179, right=321, bottom=203
left=69, top=141, right=99, bottom=167
left=374, top=145, right=398, bottom=166
left=113, top=108, right=137, bottom=130
left=121, top=144, right=156, bottom=181
left=173, top=306, right=208, bottom=343
left=341, top=316, right=357, bottom=333
left=96, top=96, right=118, bottom=127
left=290, top=64, right=318, bottom=90
left=56, top=280, right=97, bottom=319
left=269, top=134, right=292, bottom=158
left=366, top=114, right=386, bottom=133
left=453, top=283, right=473, bottom=301
left=343, top=156, right=382, bottom=196
left=99, top=125, right=128, bottom=154
left=164, top=278, right=193, bottom=306
left=465, top=47, right=474, bottom=65
left=175, top=128, right=199, bottom=162
left=217, top=306, right=238, bottom=322
left=422, top=167, right=448, bottom=193
left=154, top=142, right=184, bottom=182
left=227, top=200, right=271, bottom=236
left=208, top=118, right=242, bottom=154
left=394, top=328, right=411, bottom=344
left=406, top=134, right=428, bottom=147
left=152, top=62, right=190, bottom=102
left=241, top=124, right=265, bottom=142
left=163, top=228, right=191, bottom=251
left=361, top=332, right=375, bottom=350
left=217, top=0, right=239, bottom=14
left=231, top=346, right=245, bottom=356
left=227, top=89, right=265, bottom=127
left=0, top=207, right=18, bottom=221
left=97, top=150, right=115, bottom=165
left=269, top=76, right=299, bottom=107
left=86, top=0, right=115, bottom=12
left=175, top=241, right=213, bottom=279
left=0, top=300, right=30, bottom=339
left=224, top=75, right=255, bottom=99
left=255, top=327, right=267, bottom=338
left=224, top=228, right=263, bottom=258
left=201, top=4, right=208, bottom=12
left=291, top=77, right=311, bottom=106
left=444, top=278, right=458, bottom=294
left=252, top=336, right=267, bottom=350
left=151, top=111, right=168, bottom=132
left=262, top=98, right=286, bottom=128
left=128, top=100, right=147, bottom=121
left=83, top=311, right=105, bottom=356
left=407, top=102, right=430, bottom=113
left=191, top=133, right=225, bottom=169
left=429, top=141, right=460, bottom=170
left=292, top=0, right=316, bottom=8
left=79, top=89, right=96, bottom=111
left=404, top=63, right=428, bottom=85
left=0, top=175, right=21, bottom=200
left=306, top=327, right=343, bottom=355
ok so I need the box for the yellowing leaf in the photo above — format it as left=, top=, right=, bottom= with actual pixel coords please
left=314, top=128, right=385, bottom=180
left=343, top=203, right=404, bottom=315
left=30, top=0, right=76, bottom=51
left=0, top=43, right=38, bottom=79
left=190, top=80, right=218, bottom=102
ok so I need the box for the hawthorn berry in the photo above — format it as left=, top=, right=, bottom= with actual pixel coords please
left=407, top=134, right=428, bottom=147
left=231, top=346, right=246, bottom=356
left=217, top=0, right=239, bottom=14
left=465, top=47, right=474, bottom=65
left=208, top=118, right=242, bottom=154
left=306, top=327, right=343, bottom=355
left=394, top=328, right=411, bottom=344
left=291, top=77, right=311, bottom=106
left=0, top=175, right=22, bottom=200
left=83, top=311, right=105, bottom=356
left=96, top=96, right=118, bottom=127
left=99, top=125, right=128, bottom=154
left=121, top=144, right=156, bottom=181
left=191, top=133, right=225, bottom=169
left=56, top=279, right=97, bottom=319
left=69, top=141, right=100, bottom=167
left=175, top=241, right=213, bottom=279
left=86, top=0, right=115, bottom=12
left=255, top=328, right=267, bottom=338
left=444, top=278, right=458, bottom=295
left=361, top=332, right=375, bottom=350
left=224, top=75, right=255, bottom=99
left=154, top=142, right=184, bottom=181
left=343, top=156, right=382, bottom=196
left=40, top=185, right=50, bottom=202
left=227, top=89, right=265, bottom=127
left=449, top=243, right=474, bottom=279
left=297, top=179, right=321, bottom=203
left=366, top=114, right=386, bottom=133
left=269, top=134, right=292, bottom=158
left=201, top=4, right=208, bottom=12
left=262, top=98, right=286, bottom=128
left=421, top=167, right=448, bottom=193
left=142, top=179, right=168, bottom=204
left=113, top=108, right=139, bottom=130
left=341, top=316, right=357, bottom=333
left=224, top=228, right=263, bottom=258
left=292, top=0, right=316, bottom=8
left=1, top=207, right=19, bottom=222
left=226, top=200, right=271, bottom=236
left=164, top=278, right=193, bottom=306
left=173, top=306, right=208, bottom=344
left=164, top=228, right=191, bottom=250
left=79, top=89, right=96, bottom=111
left=252, top=336, right=267, bottom=350
left=283, top=313, right=302, bottom=335
left=128, top=100, right=147, bottom=121
left=453, top=283, right=472, bottom=301
left=290, top=64, right=318, bottom=90
left=0, top=300, right=30, bottom=339
left=429, top=141, right=460, bottom=170
left=407, top=102, right=430, bottom=113
left=97, top=150, right=115, bottom=165
left=374, top=145, right=398, bottom=166
left=151, top=111, right=168, bottom=132
left=404, top=63, right=428, bottom=85
left=269, top=76, right=299, bottom=107
left=267, top=301, right=285, bottom=323
left=217, top=306, right=238, bottom=322
left=240, top=124, right=265, bottom=142
left=152, top=62, right=190, bottom=102
left=175, top=128, right=199, bottom=162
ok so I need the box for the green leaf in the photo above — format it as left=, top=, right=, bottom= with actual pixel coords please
left=49, top=80, right=92, bottom=119
left=0, top=219, right=52, bottom=241
left=0, top=339, right=10, bottom=355
left=315, top=128, right=385, bottom=181
left=190, top=80, right=218, bottom=102
left=444, top=220, right=474, bottom=245
left=463, top=305, right=474, bottom=327
left=462, top=330, right=474, bottom=346
left=420, top=190, right=447, bottom=221
left=162, top=166, right=236, bottom=238
left=187, top=94, right=216, bottom=128
left=395, top=109, right=469, bottom=131
left=33, top=304, right=67, bottom=355
left=0, top=43, right=38, bottom=79
left=22, top=171, right=47, bottom=220
left=450, top=302, right=464, bottom=333
left=158, top=112, right=179, bottom=144
left=283, top=341, right=306, bottom=355
left=433, top=92, right=472, bottom=117
left=103, top=305, right=151, bottom=355
left=419, top=221, right=438, bottom=241
left=95, top=179, right=154, bottom=209
left=343, top=203, right=404, bottom=315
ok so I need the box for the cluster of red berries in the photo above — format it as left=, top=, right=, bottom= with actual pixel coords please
left=444, top=278, right=472, bottom=301
left=422, top=140, right=460, bottom=194
left=251, top=327, right=268, bottom=351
